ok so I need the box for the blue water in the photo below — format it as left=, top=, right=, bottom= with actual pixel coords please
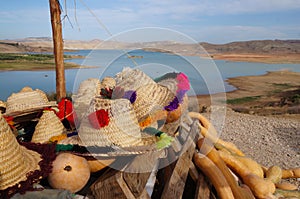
left=0, top=49, right=299, bottom=101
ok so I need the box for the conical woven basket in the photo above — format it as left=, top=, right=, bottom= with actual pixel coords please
left=157, top=78, right=178, bottom=95
left=0, top=113, right=41, bottom=191
left=73, top=78, right=101, bottom=122
left=100, top=77, right=116, bottom=90
left=133, top=83, right=175, bottom=121
left=79, top=97, right=142, bottom=148
left=115, top=68, right=156, bottom=92
left=5, top=87, right=55, bottom=116
left=31, top=111, right=65, bottom=143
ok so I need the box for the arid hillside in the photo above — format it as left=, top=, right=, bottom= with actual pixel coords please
left=1, top=38, right=300, bottom=63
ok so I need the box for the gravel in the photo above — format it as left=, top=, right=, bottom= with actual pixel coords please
left=204, top=108, right=299, bottom=169
left=202, top=108, right=300, bottom=191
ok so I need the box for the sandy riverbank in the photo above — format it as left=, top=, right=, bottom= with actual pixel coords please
left=194, top=70, right=300, bottom=117
left=211, top=53, right=300, bottom=64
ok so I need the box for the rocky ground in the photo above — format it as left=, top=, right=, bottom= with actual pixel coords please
left=215, top=109, right=299, bottom=169
left=202, top=108, right=300, bottom=191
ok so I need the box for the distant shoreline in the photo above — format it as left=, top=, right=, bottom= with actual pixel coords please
left=0, top=51, right=300, bottom=72
left=1, top=38, right=300, bottom=65
left=0, top=53, right=94, bottom=71
left=209, top=53, right=300, bottom=64
left=194, top=70, right=300, bottom=116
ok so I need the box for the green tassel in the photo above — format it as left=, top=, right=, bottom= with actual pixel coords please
left=143, top=128, right=174, bottom=149
left=55, top=144, right=74, bottom=152
left=156, top=133, right=174, bottom=150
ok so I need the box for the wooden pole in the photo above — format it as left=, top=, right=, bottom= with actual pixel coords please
left=49, top=0, right=66, bottom=101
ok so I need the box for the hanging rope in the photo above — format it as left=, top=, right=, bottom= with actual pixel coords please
left=59, top=0, right=74, bottom=28
left=78, top=0, right=139, bottom=66
left=73, top=0, right=80, bottom=31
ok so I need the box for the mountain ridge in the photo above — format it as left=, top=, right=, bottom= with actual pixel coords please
left=1, top=37, right=300, bottom=56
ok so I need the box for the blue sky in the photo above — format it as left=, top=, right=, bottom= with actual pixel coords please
left=1, top=0, right=300, bottom=44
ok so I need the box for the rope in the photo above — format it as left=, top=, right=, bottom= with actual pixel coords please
left=74, top=0, right=80, bottom=31
left=78, top=0, right=139, bottom=66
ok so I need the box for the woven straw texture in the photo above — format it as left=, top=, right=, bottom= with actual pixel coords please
left=133, top=84, right=175, bottom=121
left=76, top=78, right=101, bottom=96
left=115, top=68, right=155, bottom=92
left=0, top=113, right=41, bottom=190
left=100, top=77, right=116, bottom=89
left=79, top=98, right=142, bottom=147
left=73, top=78, right=101, bottom=122
left=31, top=111, right=65, bottom=143
left=19, top=86, right=33, bottom=93
left=0, top=101, right=6, bottom=109
left=157, top=78, right=178, bottom=95
left=5, top=88, right=53, bottom=116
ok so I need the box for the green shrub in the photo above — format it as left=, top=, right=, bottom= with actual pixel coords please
left=226, top=96, right=261, bottom=104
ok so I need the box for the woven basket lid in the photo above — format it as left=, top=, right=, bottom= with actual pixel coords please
left=76, top=78, right=101, bottom=96
left=114, top=68, right=156, bottom=92
left=132, top=83, right=175, bottom=121
left=5, top=87, right=55, bottom=116
left=19, top=86, right=33, bottom=92
left=31, top=111, right=65, bottom=143
left=0, top=112, right=41, bottom=191
left=100, top=77, right=116, bottom=90
left=78, top=97, right=142, bottom=148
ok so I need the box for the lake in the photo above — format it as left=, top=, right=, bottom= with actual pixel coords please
left=0, top=49, right=300, bottom=101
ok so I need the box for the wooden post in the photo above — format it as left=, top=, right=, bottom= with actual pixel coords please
left=49, top=0, right=66, bottom=101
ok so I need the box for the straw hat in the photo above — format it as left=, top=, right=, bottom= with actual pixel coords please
left=79, top=97, right=142, bottom=147
left=5, top=87, right=55, bottom=116
left=132, top=83, right=175, bottom=121
left=0, top=112, right=55, bottom=198
left=100, top=77, right=116, bottom=90
left=31, top=110, right=65, bottom=143
left=73, top=78, right=101, bottom=122
left=113, top=69, right=184, bottom=121
left=114, top=67, right=156, bottom=92
left=59, top=70, right=190, bottom=157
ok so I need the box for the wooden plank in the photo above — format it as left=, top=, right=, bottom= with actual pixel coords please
left=123, top=151, right=161, bottom=198
left=91, top=151, right=160, bottom=199
left=152, top=119, right=199, bottom=199
left=189, top=161, right=199, bottom=182
left=138, top=188, right=151, bottom=199
left=124, top=151, right=165, bottom=197
left=160, top=137, right=196, bottom=199
left=123, top=171, right=151, bottom=198
left=90, top=169, right=135, bottom=199
left=151, top=158, right=174, bottom=198
left=195, top=170, right=211, bottom=199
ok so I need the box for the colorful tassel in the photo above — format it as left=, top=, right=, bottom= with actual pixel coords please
left=88, top=109, right=110, bottom=129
